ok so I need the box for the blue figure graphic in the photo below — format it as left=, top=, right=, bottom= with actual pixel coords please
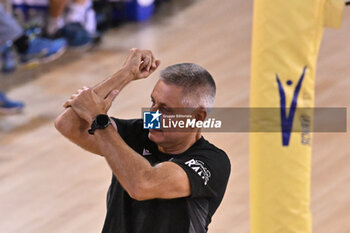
left=276, top=66, right=307, bottom=146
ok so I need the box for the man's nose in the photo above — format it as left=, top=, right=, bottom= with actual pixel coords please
left=150, top=105, right=158, bottom=112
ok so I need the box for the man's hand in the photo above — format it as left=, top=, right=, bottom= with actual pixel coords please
left=122, top=48, right=161, bottom=80
left=63, top=87, right=119, bottom=123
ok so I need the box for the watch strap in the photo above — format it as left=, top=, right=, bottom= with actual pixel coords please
left=88, top=114, right=111, bottom=135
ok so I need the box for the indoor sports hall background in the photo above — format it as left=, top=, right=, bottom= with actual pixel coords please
left=0, top=0, right=349, bottom=232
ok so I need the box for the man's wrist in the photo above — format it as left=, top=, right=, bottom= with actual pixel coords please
left=112, top=67, right=134, bottom=83
left=88, top=114, right=111, bottom=135
left=89, top=111, right=106, bottom=124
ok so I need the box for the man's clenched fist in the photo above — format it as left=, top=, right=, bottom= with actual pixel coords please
left=122, top=48, right=161, bottom=80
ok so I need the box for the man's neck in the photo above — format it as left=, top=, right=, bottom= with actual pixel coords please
left=158, top=132, right=201, bottom=155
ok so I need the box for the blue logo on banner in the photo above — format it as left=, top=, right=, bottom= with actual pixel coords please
left=276, top=66, right=306, bottom=146
left=143, top=110, right=161, bottom=129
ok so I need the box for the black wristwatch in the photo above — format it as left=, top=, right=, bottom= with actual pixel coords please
left=88, top=114, right=112, bottom=135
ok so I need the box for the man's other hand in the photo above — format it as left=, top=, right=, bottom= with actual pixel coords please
left=63, top=87, right=119, bottom=123
left=123, top=48, right=161, bottom=80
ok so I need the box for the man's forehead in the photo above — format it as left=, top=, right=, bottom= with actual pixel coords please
left=151, top=80, right=184, bottom=106
left=152, top=80, right=183, bottom=94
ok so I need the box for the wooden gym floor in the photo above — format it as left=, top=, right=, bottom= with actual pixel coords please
left=0, top=0, right=349, bottom=232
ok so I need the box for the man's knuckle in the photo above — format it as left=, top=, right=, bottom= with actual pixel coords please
left=132, top=48, right=140, bottom=54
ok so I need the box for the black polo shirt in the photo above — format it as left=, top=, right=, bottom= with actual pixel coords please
left=101, top=118, right=231, bottom=233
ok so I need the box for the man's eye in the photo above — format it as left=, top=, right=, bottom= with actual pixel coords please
left=161, top=108, right=171, bottom=113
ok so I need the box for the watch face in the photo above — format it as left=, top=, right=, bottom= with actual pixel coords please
left=96, top=114, right=110, bottom=126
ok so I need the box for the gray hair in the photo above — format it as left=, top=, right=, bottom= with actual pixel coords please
left=160, top=63, right=216, bottom=108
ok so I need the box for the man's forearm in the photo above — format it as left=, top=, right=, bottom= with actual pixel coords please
left=93, top=68, right=133, bottom=99
left=94, top=126, right=153, bottom=199
left=55, top=68, right=133, bottom=137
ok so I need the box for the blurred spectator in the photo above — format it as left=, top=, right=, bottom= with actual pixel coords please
left=0, top=2, right=66, bottom=114
left=47, top=0, right=98, bottom=47
left=0, top=3, right=66, bottom=72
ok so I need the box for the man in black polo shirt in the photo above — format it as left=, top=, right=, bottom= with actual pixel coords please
left=55, top=48, right=231, bottom=233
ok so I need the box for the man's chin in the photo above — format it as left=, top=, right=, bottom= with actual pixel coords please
left=148, top=129, right=164, bottom=143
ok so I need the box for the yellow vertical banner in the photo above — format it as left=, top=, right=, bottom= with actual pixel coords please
left=250, top=0, right=344, bottom=233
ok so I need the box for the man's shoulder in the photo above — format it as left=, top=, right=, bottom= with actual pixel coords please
left=195, top=137, right=228, bottom=157
left=188, top=137, right=231, bottom=168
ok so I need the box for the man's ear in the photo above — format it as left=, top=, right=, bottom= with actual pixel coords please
left=194, top=107, right=207, bottom=121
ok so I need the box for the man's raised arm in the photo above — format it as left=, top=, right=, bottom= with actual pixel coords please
left=54, top=48, right=160, bottom=155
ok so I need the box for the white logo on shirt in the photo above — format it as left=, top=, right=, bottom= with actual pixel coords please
left=185, top=159, right=211, bottom=185
left=142, top=148, right=152, bottom=156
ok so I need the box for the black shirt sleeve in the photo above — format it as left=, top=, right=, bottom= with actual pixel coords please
left=171, top=146, right=231, bottom=199
left=109, top=118, right=151, bottom=157
left=110, top=117, right=135, bottom=137
left=110, top=117, right=143, bottom=140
